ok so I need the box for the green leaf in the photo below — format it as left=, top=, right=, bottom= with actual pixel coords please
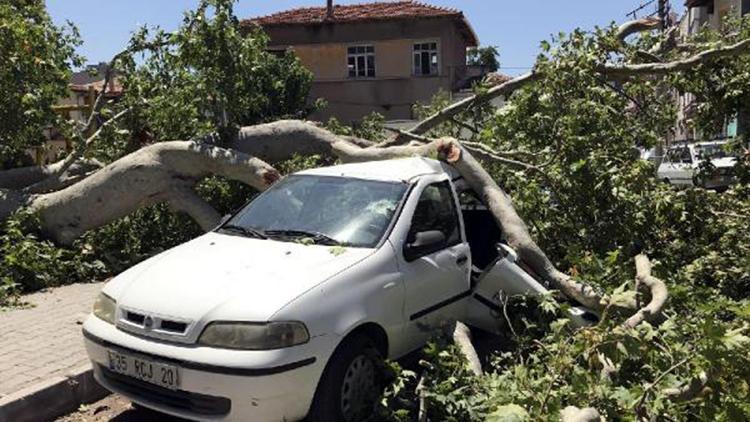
left=329, top=246, right=347, bottom=256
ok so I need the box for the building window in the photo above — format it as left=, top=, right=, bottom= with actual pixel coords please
left=413, top=42, right=439, bottom=76
left=347, top=45, right=375, bottom=78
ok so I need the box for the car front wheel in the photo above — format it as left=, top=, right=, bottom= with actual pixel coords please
left=307, top=334, right=383, bottom=422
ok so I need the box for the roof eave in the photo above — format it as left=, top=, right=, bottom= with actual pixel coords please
left=459, top=16, right=479, bottom=47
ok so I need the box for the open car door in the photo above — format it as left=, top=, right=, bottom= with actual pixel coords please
left=458, top=197, right=597, bottom=334
left=466, top=244, right=597, bottom=333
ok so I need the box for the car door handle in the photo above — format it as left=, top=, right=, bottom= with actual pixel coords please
left=456, top=255, right=468, bottom=266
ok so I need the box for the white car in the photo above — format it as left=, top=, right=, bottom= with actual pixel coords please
left=83, top=157, right=595, bottom=422
left=657, top=141, right=737, bottom=189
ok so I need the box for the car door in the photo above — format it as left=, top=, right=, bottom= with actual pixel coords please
left=675, top=147, right=695, bottom=186
left=395, top=179, right=471, bottom=350
left=467, top=244, right=598, bottom=333
left=660, top=149, right=681, bottom=183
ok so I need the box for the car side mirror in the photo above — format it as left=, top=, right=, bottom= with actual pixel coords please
left=404, top=230, right=446, bottom=262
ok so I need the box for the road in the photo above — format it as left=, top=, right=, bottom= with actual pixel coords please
left=56, top=394, right=186, bottom=422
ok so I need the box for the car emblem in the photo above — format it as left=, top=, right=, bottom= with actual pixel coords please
left=143, top=316, right=154, bottom=329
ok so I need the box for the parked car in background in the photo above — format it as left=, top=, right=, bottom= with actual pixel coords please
left=657, top=141, right=738, bottom=189
left=82, top=158, right=596, bottom=422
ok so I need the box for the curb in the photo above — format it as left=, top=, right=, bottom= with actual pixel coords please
left=0, top=364, right=108, bottom=422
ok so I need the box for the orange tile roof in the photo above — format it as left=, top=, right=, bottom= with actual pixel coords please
left=244, top=1, right=478, bottom=46
left=485, top=72, right=513, bottom=86
left=69, top=78, right=123, bottom=97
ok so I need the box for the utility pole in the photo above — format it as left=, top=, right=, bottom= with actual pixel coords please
left=658, top=0, right=671, bottom=31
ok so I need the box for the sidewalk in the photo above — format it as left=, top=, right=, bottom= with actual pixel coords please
left=0, top=282, right=106, bottom=421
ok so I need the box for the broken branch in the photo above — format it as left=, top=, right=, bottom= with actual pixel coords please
left=623, top=254, right=668, bottom=329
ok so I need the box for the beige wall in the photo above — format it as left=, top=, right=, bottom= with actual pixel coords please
left=292, top=38, right=439, bottom=81
left=263, top=17, right=474, bottom=122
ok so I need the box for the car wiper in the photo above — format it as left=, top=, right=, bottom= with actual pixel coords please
left=218, top=224, right=267, bottom=239
left=264, top=229, right=342, bottom=245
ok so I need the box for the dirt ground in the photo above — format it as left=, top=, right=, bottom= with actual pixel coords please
left=56, top=394, right=186, bottom=422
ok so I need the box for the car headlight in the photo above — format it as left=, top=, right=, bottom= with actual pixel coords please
left=93, top=292, right=117, bottom=324
left=198, top=321, right=309, bottom=350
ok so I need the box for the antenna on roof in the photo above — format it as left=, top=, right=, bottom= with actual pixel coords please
left=326, top=0, right=334, bottom=19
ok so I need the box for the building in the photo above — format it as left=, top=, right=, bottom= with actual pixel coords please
left=33, top=64, right=122, bottom=164
left=244, top=1, right=483, bottom=123
left=674, top=0, right=750, bottom=142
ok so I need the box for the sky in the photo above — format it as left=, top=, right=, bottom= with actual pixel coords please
left=45, top=1, right=686, bottom=76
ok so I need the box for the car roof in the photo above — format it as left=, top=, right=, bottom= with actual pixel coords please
left=296, top=157, right=460, bottom=183
left=670, top=140, right=728, bottom=149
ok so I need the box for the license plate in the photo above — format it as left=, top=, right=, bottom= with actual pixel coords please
left=107, top=349, right=180, bottom=390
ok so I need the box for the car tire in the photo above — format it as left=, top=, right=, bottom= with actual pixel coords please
left=307, top=334, right=384, bottom=422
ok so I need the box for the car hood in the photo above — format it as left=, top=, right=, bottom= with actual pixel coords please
left=710, top=157, right=738, bottom=168
left=105, top=232, right=373, bottom=323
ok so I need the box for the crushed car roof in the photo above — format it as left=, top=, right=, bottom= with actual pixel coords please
left=296, top=157, right=460, bottom=182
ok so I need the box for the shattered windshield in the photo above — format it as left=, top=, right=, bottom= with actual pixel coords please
left=223, top=175, right=408, bottom=248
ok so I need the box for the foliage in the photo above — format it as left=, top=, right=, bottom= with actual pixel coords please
left=379, top=20, right=750, bottom=421
left=0, top=0, right=83, bottom=167
left=467, top=45, right=500, bottom=73
left=0, top=0, right=318, bottom=305
left=0, top=211, right=107, bottom=304
left=326, top=112, right=387, bottom=142
left=106, top=0, right=314, bottom=153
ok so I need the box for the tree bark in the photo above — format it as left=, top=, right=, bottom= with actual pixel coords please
left=0, top=159, right=102, bottom=190
left=600, top=39, right=750, bottom=77
left=400, top=72, right=541, bottom=139
left=452, top=321, right=483, bottom=376
left=623, top=254, right=668, bottom=328
left=2, top=141, right=278, bottom=244
left=615, top=18, right=660, bottom=44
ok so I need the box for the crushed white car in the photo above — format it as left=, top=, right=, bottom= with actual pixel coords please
left=83, top=157, right=596, bottom=422
left=657, top=141, right=737, bottom=189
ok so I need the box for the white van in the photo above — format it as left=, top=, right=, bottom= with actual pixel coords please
left=82, top=157, right=595, bottom=422
left=657, top=141, right=737, bottom=189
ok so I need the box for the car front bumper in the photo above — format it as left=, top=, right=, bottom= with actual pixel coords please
left=82, top=315, right=333, bottom=422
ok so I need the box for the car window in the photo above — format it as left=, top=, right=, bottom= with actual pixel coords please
left=664, top=149, right=677, bottom=163
left=680, top=147, right=693, bottom=164
left=695, top=143, right=731, bottom=160
left=408, top=181, right=460, bottom=246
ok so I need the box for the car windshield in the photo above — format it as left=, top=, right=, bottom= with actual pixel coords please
left=222, top=175, right=408, bottom=248
left=695, top=144, right=731, bottom=160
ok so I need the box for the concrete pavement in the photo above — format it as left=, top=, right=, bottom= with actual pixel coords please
left=0, top=282, right=107, bottom=421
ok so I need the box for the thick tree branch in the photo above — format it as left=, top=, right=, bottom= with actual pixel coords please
left=0, top=159, right=102, bottom=190
left=403, top=71, right=540, bottom=138
left=616, top=18, right=661, bottom=44
left=436, top=139, right=609, bottom=311
left=165, top=187, right=221, bottom=231
left=600, top=39, right=750, bottom=77
left=26, top=141, right=278, bottom=244
left=452, top=321, right=483, bottom=376
left=623, top=254, right=668, bottom=328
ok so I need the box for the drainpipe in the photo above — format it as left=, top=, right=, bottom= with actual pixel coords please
left=326, top=0, right=334, bottom=19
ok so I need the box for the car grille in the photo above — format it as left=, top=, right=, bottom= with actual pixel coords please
left=124, top=311, right=188, bottom=334
left=101, top=366, right=231, bottom=416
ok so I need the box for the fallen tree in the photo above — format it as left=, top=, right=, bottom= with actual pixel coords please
left=3, top=1, right=750, bottom=420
